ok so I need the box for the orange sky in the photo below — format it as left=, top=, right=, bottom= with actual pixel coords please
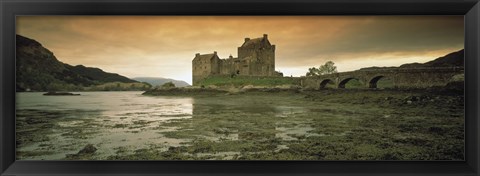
left=16, top=16, right=464, bottom=84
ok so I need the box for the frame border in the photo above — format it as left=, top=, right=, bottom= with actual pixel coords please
left=1, top=0, right=479, bottom=175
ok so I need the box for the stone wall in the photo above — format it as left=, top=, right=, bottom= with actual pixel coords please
left=237, top=43, right=275, bottom=76
left=300, top=67, right=464, bottom=89
left=192, top=53, right=221, bottom=85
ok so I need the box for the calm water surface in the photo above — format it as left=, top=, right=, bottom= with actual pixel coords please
left=17, top=91, right=194, bottom=160
left=16, top=91, right=308, bottom=160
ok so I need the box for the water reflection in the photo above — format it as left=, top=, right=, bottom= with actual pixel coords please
left=190, top=96, right=319, bottom=142
left=16, top=92, right=194, bottom=160
left=17, top=92, right=319, bottom=160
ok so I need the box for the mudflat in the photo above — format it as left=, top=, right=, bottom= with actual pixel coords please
left=16, top=89, right=464, bottom=160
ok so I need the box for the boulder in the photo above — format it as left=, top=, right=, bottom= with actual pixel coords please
left=78, top=144, right=97, bottom=154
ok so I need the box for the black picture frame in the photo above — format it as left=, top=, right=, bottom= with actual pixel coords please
left=1, top=0, right=479, bottom=175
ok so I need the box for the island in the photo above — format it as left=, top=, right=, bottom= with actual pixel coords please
left=43, top=92, right=81, bottom=96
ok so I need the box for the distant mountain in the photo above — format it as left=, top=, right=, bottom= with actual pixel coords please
left=359, top=49, right=464, bottom=71
left=400, top=49, right=464, bottom=68
left=67, top=65, right=135, bottom=83
left=133, top=77, right=190, bottom=87
left=16, top=34, right=140, bottom=91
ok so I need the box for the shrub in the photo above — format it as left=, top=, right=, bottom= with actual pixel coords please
left=161, top=81, right=176, bottom=88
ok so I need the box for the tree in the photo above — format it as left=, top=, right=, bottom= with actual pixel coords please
left=318, top=61, right=337, bottom=75
left=305, top=61, right=338, bottom=76
left=306, top=67, right=319, bottom=76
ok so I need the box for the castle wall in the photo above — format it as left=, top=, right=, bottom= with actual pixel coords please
left=192, top=35, right=280, bottom=86
left=237, top=43, right=275, bottom=76
left=219, top=59, right=236, bottom=75
left=192, top=60, right=208, bottom=85
left=192, top=54, right=221, bottom=85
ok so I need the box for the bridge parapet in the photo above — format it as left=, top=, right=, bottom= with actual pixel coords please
left=300, top=67, right=464, bottom=89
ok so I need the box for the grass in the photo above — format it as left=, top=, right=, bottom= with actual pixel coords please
left=198, top=75, right=297, bottom=87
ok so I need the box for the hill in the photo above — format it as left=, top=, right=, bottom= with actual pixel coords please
left=360, top=49, right=464, bottom=71
left=400, top=49, right=464, bottom=68
left=16, top=34, right=143, bottom=91
left=133, top=77, right=190, bottom=87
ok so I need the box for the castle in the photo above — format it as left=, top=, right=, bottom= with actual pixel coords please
left=192, top=34, right=282, bottom=85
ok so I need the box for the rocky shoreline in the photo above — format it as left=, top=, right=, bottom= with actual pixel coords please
left=142, top=84, right=304, bottom=96
left=142, top=81, right=464, bottom=97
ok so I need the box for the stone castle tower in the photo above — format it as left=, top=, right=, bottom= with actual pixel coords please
left=192, top=34, right=281, bottom=85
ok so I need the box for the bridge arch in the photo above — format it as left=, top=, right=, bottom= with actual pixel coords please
left=369, top=75, right=385, bottom=88
left=319, top=79, right=334, bottom=89
left=338, top=77, right=360, bottom=88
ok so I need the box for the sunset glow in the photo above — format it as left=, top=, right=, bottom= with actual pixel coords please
left=17, top=16, right=464, bottom=84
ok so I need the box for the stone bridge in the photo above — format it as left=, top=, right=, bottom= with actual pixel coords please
left=300, top=67, right=464, bottom=89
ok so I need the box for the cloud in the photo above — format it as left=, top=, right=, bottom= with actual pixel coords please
left=16, top=16, right=464, bottom=84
